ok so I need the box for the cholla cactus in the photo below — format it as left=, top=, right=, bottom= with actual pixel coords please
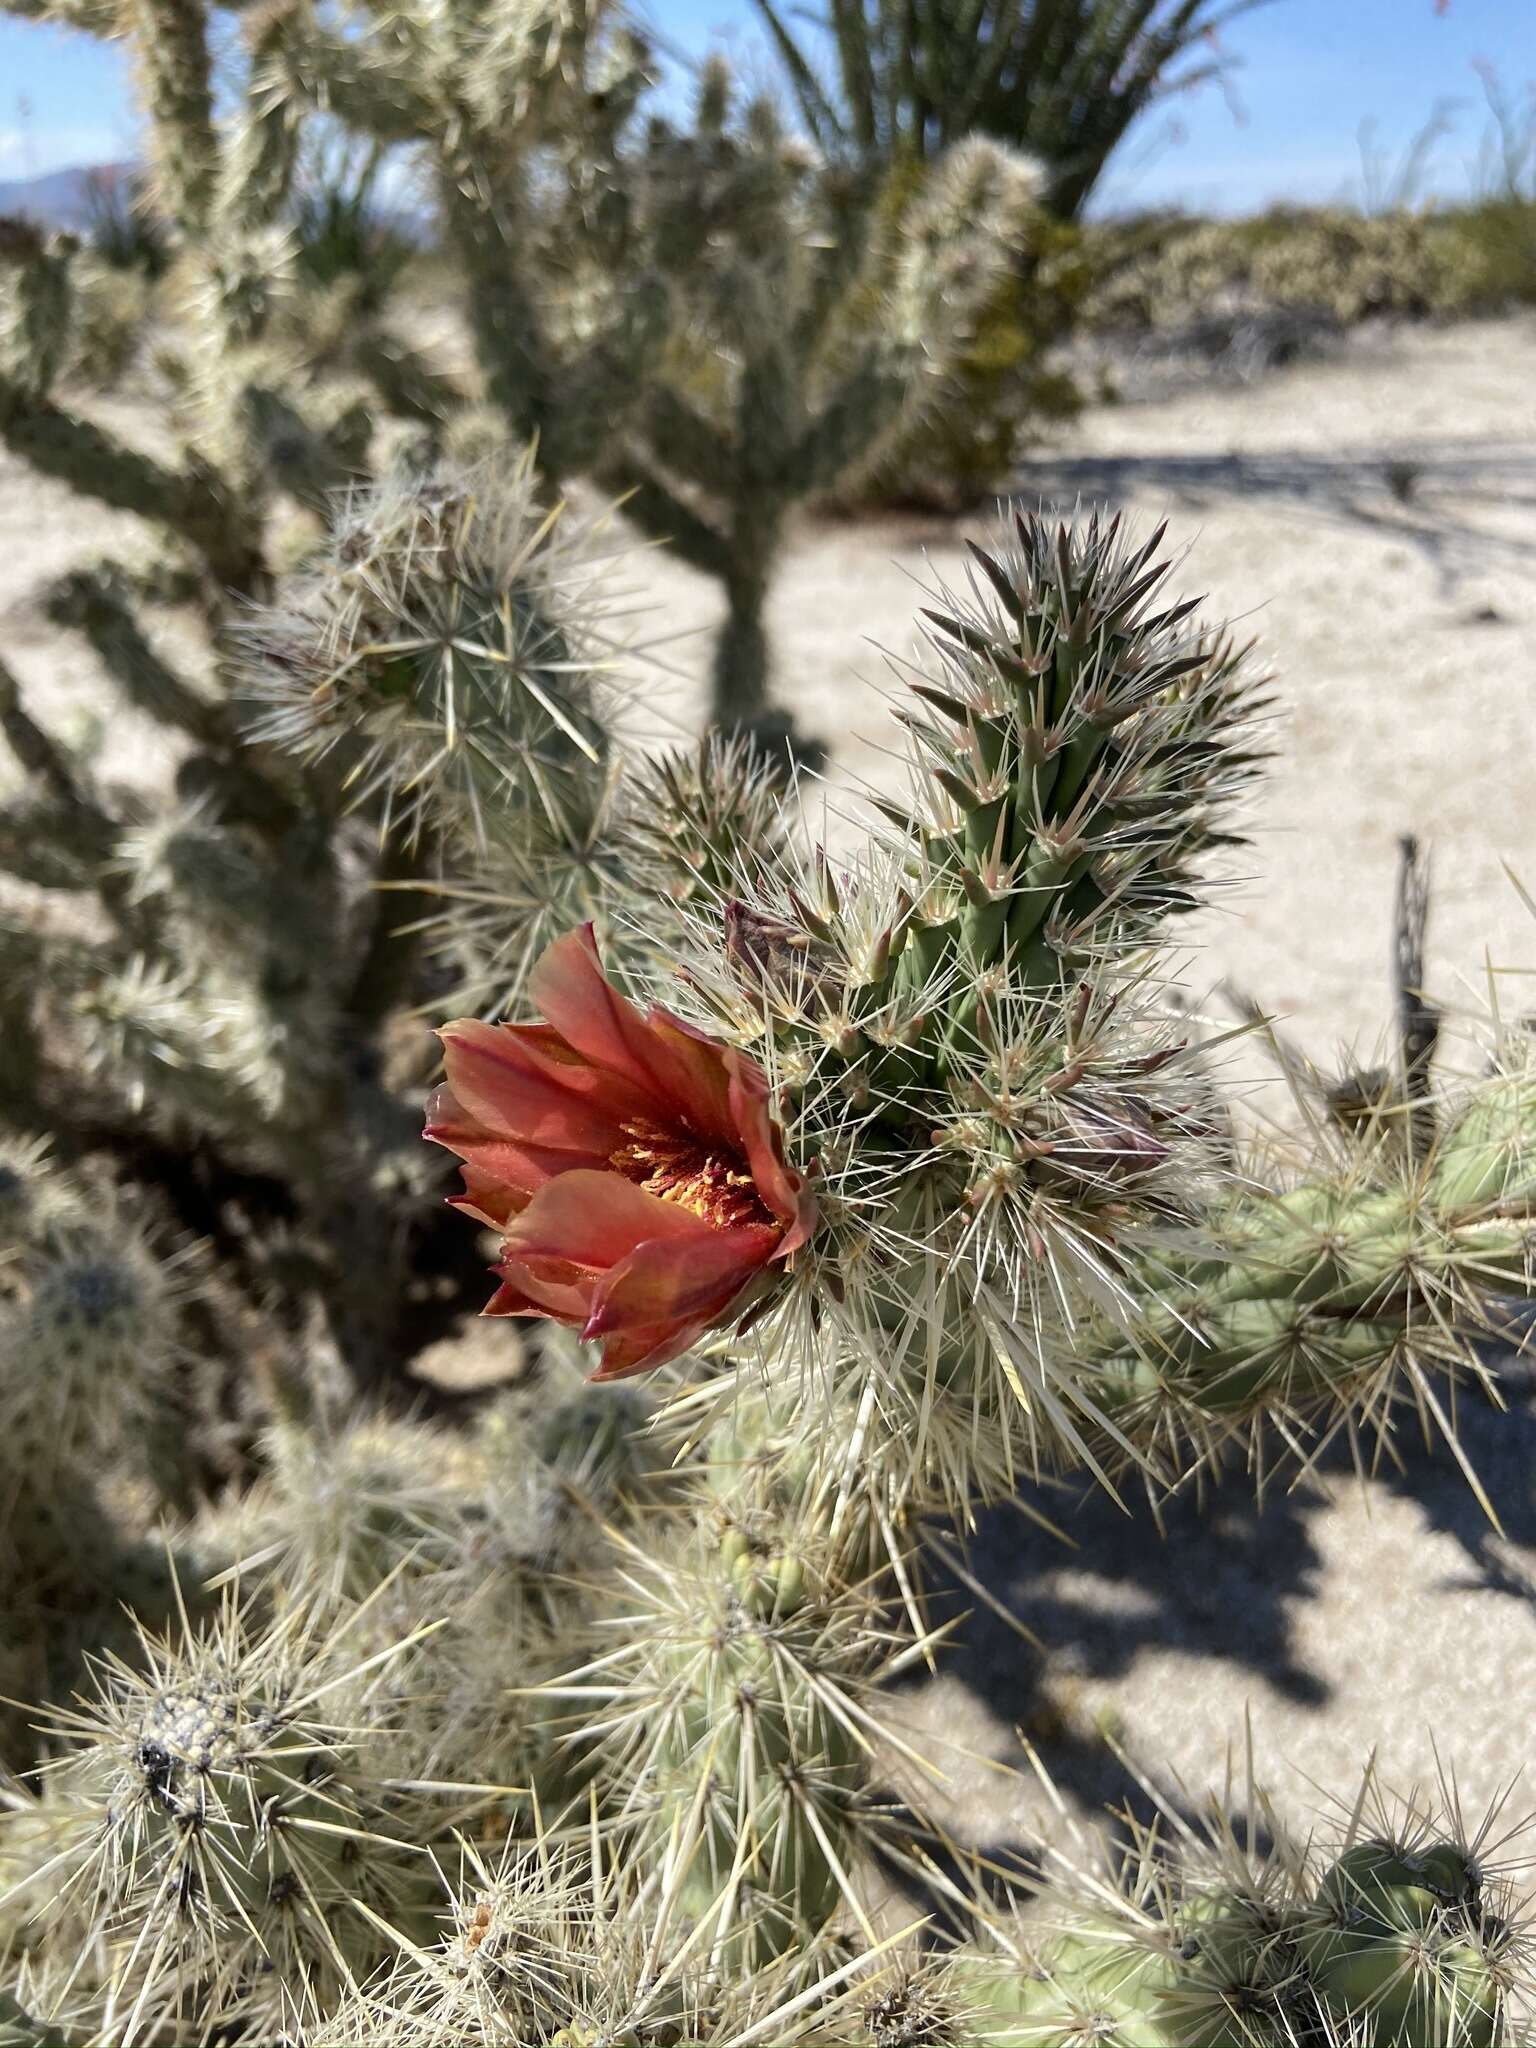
left=236, top=448, right=625, bottom=850
left=192, top=1368, right=669, bottom=1838
left=4, top=93, right=1536, bottom=2029
left=419, top=502, right=1536, bottom=1582
left=404, top=494, right=1536, bottom=2012
left=424, top=513, right=1262, bottom=1564
left=0, top=0, right=568, bottom=1424
left=0, top=1147, right=196, bottom=1762
left=907, top=1757, right=1529, bottom=2048
left=433, top=724, right=798, bottom=1019
left=13, top=1593, right=441, bottom=2043
left=1084, top=1072, right=1536, bottom=1487
left=543, top=1506, right=924, bottom=1971
left=310, top=1822, right=883, bottom=2046
left=884, top=505, right=1267, bottom=983
left=597, top=82, right=1047, bottom=737
left=1, top=1202, right=190, bottom=1462
left=0, top=41, right=355, bottom=610
left=265, top=0, right=658, bottom=478
left=1, top=456, right=638, bottom=1398
left=0, top=0, right=480, bottom=1396
left=271, top=16, right=1046, bottom=739
left=312, top=1830, right=623, bottom=2045
left=204, top=1406, right=488, bottom=1611
left=236, top=451, right=654, bottom=1027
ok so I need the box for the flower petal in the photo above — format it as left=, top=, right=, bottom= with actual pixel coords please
left=530, top=926, right=737, bottom=1143
left=500, top=1168, right=713, bottom=1273
left=582, top=1222, right=780, bottom=1379
left=434, top=1020, right=640, bottom=1155
left=725, top=1050, right=815, bottom=1251
left=447, top=1162, right=530, bottom=1230
left=484, top=1260, right=594, bottom=1324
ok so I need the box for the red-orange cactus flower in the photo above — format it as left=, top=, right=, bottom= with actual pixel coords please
left=425, top=925, right=815, bottom=1380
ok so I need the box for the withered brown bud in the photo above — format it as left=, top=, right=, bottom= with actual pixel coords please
left=1049, top=1096, right=1171, bottom=1184
left=724, top=899, right=837, bottom=1006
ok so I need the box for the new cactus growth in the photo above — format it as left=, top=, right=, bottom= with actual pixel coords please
left=889, top=506, right=1268, bottom=988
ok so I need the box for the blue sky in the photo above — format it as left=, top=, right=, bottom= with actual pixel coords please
left=1, top=0, right=1531, bottom=214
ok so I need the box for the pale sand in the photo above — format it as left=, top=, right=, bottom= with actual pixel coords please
left=5, top=313, right=1536, bottom=1857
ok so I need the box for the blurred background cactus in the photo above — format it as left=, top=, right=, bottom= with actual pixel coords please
left=582, top=77, right=1045, bottom=741
left=0, top=454, right=638, bottom=1428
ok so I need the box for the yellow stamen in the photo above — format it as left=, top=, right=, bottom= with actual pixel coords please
left=611, top=1118, right=772, bottom=1233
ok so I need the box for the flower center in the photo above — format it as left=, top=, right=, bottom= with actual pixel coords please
left=611, top=1119, right=774, bottom=1234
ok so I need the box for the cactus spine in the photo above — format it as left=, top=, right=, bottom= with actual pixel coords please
left=921, top=1763, right=1523, bottom=2048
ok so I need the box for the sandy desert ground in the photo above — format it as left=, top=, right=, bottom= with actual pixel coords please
left=5, top=311, right=1536, bottom=1866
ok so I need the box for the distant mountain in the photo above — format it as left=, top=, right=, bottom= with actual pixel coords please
left=0, top=162, right=140, bottom=232
left=0, top=155, right=437, bottom=246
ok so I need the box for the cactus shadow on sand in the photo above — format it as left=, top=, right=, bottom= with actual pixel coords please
left=896, top=1455, right=1331, bottom=1833
left=1373, top=1337, right=1536, bottom=1604
left=890, top=1339, right=1536, bottom=1849
left=1006, top=439, right=1536, bottom=599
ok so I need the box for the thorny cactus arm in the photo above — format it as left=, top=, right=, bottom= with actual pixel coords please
left=0, top=224, right=267, bottom=591
left=0, top=0, right=115, bottom=22
left=887, top=504, right=1269, bottom=999
left=267, top=0, right=647, bottom=482
left=234, top=450, right=619, bottom=855
left=1085, top=1073, right=1536, bottom=1491
left=919, top=1758, right=1527, bottom=2048
left=0, top=387, right=265, bottom=590
left=44, top=565, right=236, bottom=750
left=5, top=1595, right=442, bottom=2041
left=123, top=0, right=221, bottom=236
left=261, top=8, right=439, bottom=146
left=542, top=1510, right=903, bottom=1972
left=420, top=501, right=1536, bottom=1586
left=0, top=1142, right=195, bottom=1760
left=0, top=656, right=121, bottom=879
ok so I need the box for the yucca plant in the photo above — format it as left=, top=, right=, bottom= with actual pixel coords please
left=743, top=0, right=1282, bottom=504
left=751, top=0, right=1274, bottom=221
